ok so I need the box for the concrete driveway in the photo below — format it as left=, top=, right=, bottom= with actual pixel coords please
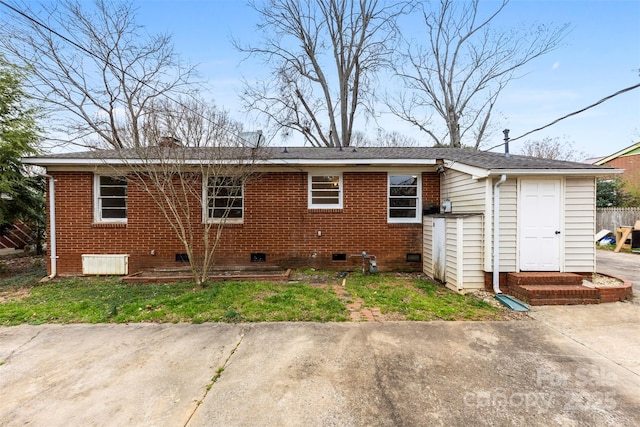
left=597, top=249, right=640, bottom=299
left=0, top=250, right=638, bottom=426
left=1, top=320, right=639, bottom=426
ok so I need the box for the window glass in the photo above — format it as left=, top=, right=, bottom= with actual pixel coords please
left=96, top=176, right=127, bottom=221
left=309, top=174, right=342, bottom=208
left=207, top=176, right=243, bottom=220
left=389, top=174, right=420, bottom=222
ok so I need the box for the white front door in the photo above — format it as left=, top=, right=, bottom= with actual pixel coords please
left=519, top=179, right=561, bottom=271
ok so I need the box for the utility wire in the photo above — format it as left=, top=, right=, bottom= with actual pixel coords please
left=0, top=0, right=258, bottom=150
left=3, top=1, right=637, bottom=157
left=484, top=82, right=640, bottom=152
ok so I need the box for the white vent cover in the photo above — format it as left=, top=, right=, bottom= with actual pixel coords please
left=82, top=254, right=129, bottom=275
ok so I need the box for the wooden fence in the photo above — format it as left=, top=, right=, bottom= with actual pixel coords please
left=596, top=207, right=640, bottom=232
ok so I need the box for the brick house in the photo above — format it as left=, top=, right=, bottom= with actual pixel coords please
left=593, top=141, right=640, bottom=189
left=24, top=147, right=619, bottom=291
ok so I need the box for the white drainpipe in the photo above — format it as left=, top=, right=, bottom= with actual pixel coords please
left=492, top=174, right=507, bottom=294
left=44, top=174, right=57, bottom=278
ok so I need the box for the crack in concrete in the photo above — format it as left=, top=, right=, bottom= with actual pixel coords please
left=371, top=348, right=402, bottom=425
left=183, top=327, right=246, bottom=427
left=1, top=328, right=43, bottom=366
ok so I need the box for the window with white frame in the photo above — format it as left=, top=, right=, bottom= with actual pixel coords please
left=95, top=175, right=127, bottom=222
left=388, top=174, right=421, bottom=222
left=205, top=176, right=244, bottom=222
left=308, top=173, right=342, bottom=209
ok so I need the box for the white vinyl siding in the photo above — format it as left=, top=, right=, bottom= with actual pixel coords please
left=564, top=177, right=596, bottom=272
left=441, top=170, right=486, bottom=213
left=94, top=175, right=127, bottom=223
left=423, top=214, right=484, bottom=291
left=422, top=216, right=434, bottom=278
left=445, top=220, right=458, bottom=286
left=444, top=216, right=485, bottom=291
left=499, top=179, right=517, bottom=271
left=460, top=215, right=485, bottom=289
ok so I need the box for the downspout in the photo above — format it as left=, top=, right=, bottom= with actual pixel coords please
left=492, top=174, right=507, bottom=294
left=43, top=174, right=57, bottom=279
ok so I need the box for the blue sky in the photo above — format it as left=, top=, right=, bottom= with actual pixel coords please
left=136, top=0, right=639, bottom=158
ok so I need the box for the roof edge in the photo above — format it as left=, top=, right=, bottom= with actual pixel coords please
left=22, top=157, right=439, bottom=167
left=594, top=141, right=640, bottom=165
left=486, top=168, right=624, bottom=176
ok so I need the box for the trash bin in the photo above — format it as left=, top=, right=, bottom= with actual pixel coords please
left=632, top=230, right=640, bottom=252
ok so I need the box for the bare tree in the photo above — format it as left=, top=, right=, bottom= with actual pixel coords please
left=0, top=0, right=197, bottom=149
left=236, top=0, right=412, bottom=148
left=389, top=0, right=568, bottom=148
left=352, top=128, right=418, bottom=147
left=519, top=136, right=587, bottom=162
left=111, top=98, right=263, bottom=286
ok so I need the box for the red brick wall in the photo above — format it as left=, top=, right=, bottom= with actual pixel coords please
left=47, top=171, right=440, bottom=275
left=603, top=153, right=640, bottom=188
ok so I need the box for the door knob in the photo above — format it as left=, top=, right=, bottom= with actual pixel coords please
left=555, top=230, right=561, bottom=235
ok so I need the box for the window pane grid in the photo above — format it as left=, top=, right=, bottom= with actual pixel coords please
left=309, top=174, right=341, bottom=208
left=97, top=176, right=127, bottom=222
left=388, top=174, right=420, bottom=222
left=207, top=176, right=243, bottom=220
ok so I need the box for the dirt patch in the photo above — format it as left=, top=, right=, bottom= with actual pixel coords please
left=289, top=269, right=338, bottom=284
left=0, top=253, right=45, bottom=278
left=302, top=271, right=526, bottom=322
left=312, top=281, right=391, bottom=321
left=472, top=290, right=531, bottom=320
left=0, top=287, right=31, bottom=303
left=0, top=253, right=46, bottom=302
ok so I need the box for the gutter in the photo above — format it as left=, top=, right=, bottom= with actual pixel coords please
left=492, top=174, right=507, bottom=294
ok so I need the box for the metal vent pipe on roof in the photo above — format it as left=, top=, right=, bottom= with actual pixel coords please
left=503, top=129, right=510, bottom=157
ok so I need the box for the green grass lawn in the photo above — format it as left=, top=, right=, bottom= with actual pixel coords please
left=0, top=270, right=504, bottom=326
left=344, top=273, right=502, bottom=321
left=597, top=243, right=633, bottom=253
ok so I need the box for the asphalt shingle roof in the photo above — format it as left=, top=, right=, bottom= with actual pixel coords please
left=25, top=146, right=613, bottom=171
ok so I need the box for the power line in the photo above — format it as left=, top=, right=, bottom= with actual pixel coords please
left=4, top=1, right=637, bottom=160
left=484, top=81, right=640, bottom=152
left=0, top=0, right=258, bottom=150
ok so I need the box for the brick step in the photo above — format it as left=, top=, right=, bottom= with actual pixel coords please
left=514, top=284, right=599, bottom=294
left=510, top=284, right=600, bottom=306
left=525, top=298, right=601, bottom=306
left=507, top=272, right=583, bottom=288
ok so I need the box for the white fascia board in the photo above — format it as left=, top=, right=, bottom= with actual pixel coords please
left=486, top=169, right=624, bottom=176
left=440, top=160, right=621, bottom=179
left=268, top=158, right=438, bottom=166
left=22, top=157, right=135, bottom=166
left=443, top=160, right=489, bottom=180
left=22, top=157, right=439, bottom=167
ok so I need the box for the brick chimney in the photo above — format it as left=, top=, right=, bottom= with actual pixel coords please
left=158, top=136, right=181, bottom=148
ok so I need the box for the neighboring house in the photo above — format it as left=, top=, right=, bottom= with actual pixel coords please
left=0, top=220, right=34, bottom=250
left=23, top=147, right=619, bottom=292
left=592, top=141, right=640, bottom=188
